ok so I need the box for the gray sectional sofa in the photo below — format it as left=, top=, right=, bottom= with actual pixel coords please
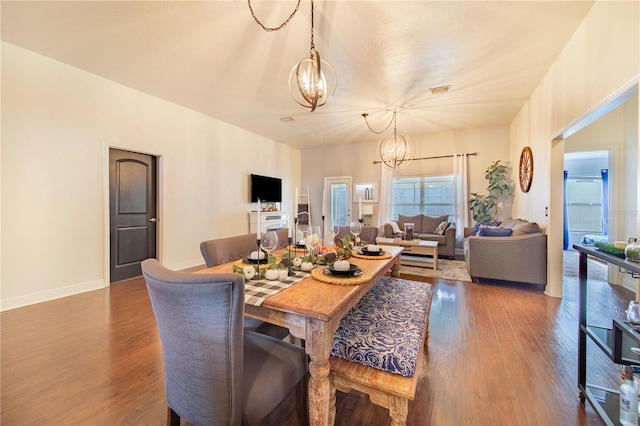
left=463, top=218, right=547, bottom=290
left=383, top=214, right=456, bottom=258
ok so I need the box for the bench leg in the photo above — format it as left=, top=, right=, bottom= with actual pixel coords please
left=389, top=395, right=408, bottom=426
left=329, top=374, right=337, bottom=426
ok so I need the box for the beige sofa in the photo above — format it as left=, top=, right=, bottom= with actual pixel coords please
left=383, top=214, right=456, bottom=258
left=463, top=218, right=547, bottom=290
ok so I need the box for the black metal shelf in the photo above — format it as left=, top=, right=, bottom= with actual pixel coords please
left=574, top=244, right=640, bottom=426
left=582, top=384, right=620, bottom=426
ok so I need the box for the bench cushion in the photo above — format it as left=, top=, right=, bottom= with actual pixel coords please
left=331, top=277, right=432, bottom=377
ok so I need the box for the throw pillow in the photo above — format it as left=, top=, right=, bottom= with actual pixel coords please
left=434, top=221, right=450, bottom=235
left=421, top=215, right=448, bottom=234
left=479, top=227, right=513, bottom=237
left=471, top=221, right=501, bottom=236
left=511, top=221, right=541, bottom=236
left=388, top=221, right=402, bottom=235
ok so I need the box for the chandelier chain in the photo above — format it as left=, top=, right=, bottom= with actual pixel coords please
left=363, top=110, right=396, bottom=135
left=309, top=0, right=316, bottom=54
left=248, top=0, right=301, bottom=32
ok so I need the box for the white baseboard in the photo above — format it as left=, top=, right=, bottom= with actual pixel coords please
left=1, top=278, right=106, bottom=312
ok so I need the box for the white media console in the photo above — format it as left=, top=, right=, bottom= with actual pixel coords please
left=248, top=211, right=290, bottom=234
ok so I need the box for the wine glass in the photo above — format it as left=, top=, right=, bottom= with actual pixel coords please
left=305, top=226, right=322, bottom=259
left=328, top=221, right=340, bottom=244
left=260, top=231, right=278, bottom=263
left=350, top=221, right=362, bottom=245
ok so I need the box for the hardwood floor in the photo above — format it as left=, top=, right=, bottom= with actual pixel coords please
left=1, top=273, right=630, bottom=425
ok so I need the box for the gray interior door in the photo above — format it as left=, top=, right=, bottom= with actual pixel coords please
left=109, top=149, right=157, bottom=282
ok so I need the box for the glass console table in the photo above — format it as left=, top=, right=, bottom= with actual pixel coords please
left=574, top=244, right=640, bottom=426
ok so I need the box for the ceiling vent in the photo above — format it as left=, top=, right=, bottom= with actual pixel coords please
left=430, top=85, right=451, bottom=95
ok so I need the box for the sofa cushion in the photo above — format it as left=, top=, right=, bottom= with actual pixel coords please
left=421, top=215, right=448, bottom=234
left=434, top=221, right=450, bottom=235
left=511, top=221, right=541, bottom=236
left=479, top=227, right=513, bottom=237
left=397, top=214, right=422, bottom=231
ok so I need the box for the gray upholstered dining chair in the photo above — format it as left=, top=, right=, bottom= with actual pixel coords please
left=334, top=225, right=379, bottom=245
left=141, top=259, right=308, bottom=426
left=200, top=234, right=290, bottom=340
left=275, top=228, right=291, bottom=249
left=200, top=233, right=260, bottom=266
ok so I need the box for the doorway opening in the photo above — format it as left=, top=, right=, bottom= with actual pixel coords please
left=323, top=176, right=352, bottom=238
left=564, top=151, right=610, bottom=248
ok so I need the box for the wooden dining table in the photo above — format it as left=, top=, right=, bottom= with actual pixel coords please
left=200, top=245, right=403, bottom=426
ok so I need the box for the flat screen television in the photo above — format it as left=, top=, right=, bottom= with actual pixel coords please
left=250, top=174, right=282, bottom=202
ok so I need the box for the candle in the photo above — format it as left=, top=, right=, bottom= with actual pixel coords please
left=322, top=189, right=326, bottom=217
left=256, top=199, right=261, bottom=237
left=289, top=199, right=293, bottom=229
left=295, top=187, right=298, bottom=218
left=359, top=197, right=362, bottom=219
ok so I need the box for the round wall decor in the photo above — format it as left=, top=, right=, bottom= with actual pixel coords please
left=519, top=146, right=533, bottom=193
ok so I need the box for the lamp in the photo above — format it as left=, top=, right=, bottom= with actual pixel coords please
left=361, top=205, right=374, bottom=226
left=288, top=0, right=336, bottom=112
left=363, top=110, right=413, bottom=170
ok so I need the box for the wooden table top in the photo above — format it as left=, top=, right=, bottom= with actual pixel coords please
left=202, top=245, right=403, bottom=322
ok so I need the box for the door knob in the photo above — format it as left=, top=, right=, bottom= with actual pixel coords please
left=149, top=218, right=157, bottom=223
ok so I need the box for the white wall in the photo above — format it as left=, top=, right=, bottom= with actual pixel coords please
left=510, top=0, right=639, bottom=297
left=565, top=99, right=638, bottom=244
left=301, top=125, right=510, bottom=229
left=1, top=42, right=301, bottom=310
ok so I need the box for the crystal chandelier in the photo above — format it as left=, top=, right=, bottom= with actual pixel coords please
left=363, top=110, right=413, bottom=170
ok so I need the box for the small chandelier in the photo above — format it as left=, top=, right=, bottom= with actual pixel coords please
left=363, top=110, right=413, bottom=170
left=288, top=0, right=336, bottom=112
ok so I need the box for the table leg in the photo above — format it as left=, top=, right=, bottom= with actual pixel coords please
left=391, top=256, right=401, bottom=277
left=306, top=320, right=334, bottom=426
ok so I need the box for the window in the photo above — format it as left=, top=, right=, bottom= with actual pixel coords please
left=391, top=175, right=454, bottom=221
left=566, top=177, right=603, bottom=233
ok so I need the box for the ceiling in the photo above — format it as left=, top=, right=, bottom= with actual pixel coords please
left=1, top=1, right=595, bottom=150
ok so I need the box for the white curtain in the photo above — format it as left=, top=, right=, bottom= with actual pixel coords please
left=453, top=154, right=469, bottom=240
left=378, top=164, right=393, bottom=227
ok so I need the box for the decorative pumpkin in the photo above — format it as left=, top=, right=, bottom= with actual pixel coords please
left=264, top=269, right=279, bottom=280
left=292, top=257, right=303, bottom=267
left=333, top=260, right=351, bottom=271
left=300, top=261, right=314, bottom=272
left=249, top=250, right=265, bottom=260
left=242, top=265, right=256, bottom=280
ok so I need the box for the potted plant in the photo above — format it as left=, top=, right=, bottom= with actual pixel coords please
left=469, top=160, right=513, bottom=222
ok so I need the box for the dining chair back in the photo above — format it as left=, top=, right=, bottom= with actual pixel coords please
left=141, top=259, right=308, bottom=426
left=199, top=234, right=290, bottom=340
left=275, top=228, right=291, bottom=249
left=334, top=225, right=379, bottom=245
left=200, top=233, right=259, bottom=268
